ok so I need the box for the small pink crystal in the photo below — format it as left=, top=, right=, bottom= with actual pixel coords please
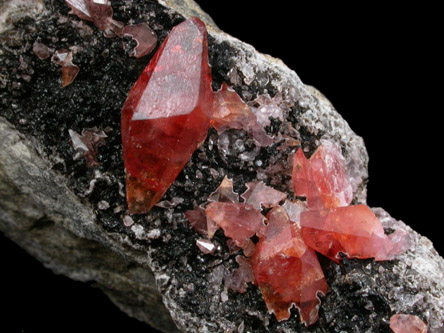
left=68, top=128, right=107, bottom=167
left=212, top=83, right=273, bottom=147
left=300, top=205, right=407, bottom=262
left=185, top=206, right=208, bottom=235
left=251, top=206, right=327, bottom=325
left=293, top=141, right=353, bottom=210
left=65, top=0, right=92, bottom=21
left=208, top=176, right=239, bottom=203
left=123, top=23, right=157, bottom=58
left=52, top=50, right=80, bottom=87
left=32, top=41, right=53, bottom=60
left=390, top=314, right=428, bottom=333
left=282, top=200, right=307, bottom=224
left=224, top=255, right=255, bottom=293
left=241, top=181, right=287, bottom=210
left=205, top=202, right=264, bottom=249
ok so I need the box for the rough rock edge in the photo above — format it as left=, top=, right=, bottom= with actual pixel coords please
left=0, top=1, right=442, bottom=332
left=0, top=117, right=179, bottom=333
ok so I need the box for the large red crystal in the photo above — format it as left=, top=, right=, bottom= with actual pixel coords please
left=300, top=205, right=405, bottom=262
left=252, top=206, right=327, bottom=325
left=293, top=141, right=353, bottom=210
left=121, top=18, right=213, bottom=214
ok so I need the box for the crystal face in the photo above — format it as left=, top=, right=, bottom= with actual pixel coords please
left=121, top=18, right=213, bottom=214
left=251, top=207, right=327, bottom=325
left=292, top=140, right=353, bottom=210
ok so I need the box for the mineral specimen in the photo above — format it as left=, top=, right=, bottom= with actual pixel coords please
left=68, top=127, right=107, bottom=167
left=241, top=181, right=287, bottom=210
left=390, top=314, right=428, bottom=333
left=121, top=17, right=213, bottom=214
left=251, top=206, right=327, bottom=325
left=51, top=49, right=80, bottom=87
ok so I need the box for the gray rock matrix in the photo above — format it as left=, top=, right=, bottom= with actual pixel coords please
left=0, top=0, right=443, bottom=332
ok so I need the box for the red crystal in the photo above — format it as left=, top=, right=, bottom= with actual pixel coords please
left=121, top=18, right=213, bottom=214
left=68, top=127, right=106, bottom=167
left=251, top=206, right=327, bottom=325
left=390, top=314, right=428, bottom=333
left=300, top=205, right=406, bottom=262
left=293, top=141, right=353, bottom=210
left=205, top=202, right=264, bottom=250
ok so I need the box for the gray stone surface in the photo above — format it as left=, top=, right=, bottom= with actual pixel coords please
left=0, top=0, right=443, bottom=332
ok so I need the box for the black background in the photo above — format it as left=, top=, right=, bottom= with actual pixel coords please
left=1, top=2, right=440, bottom=332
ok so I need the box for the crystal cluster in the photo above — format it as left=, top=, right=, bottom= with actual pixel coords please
left=119, top=16, right=410, bottom=326
left=185, top=142, right=410, bottom=325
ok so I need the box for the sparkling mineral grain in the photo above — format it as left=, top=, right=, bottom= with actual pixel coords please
left=293, top=141, right=353, bottom=210
left=68, top=127, right=107, bottom=167
left=251, top=207, right=327, bottom=325
left=390, top=314, right=428, bottom=333
left=300, top=205, right=407, bottom=262
left=207, top=176, right=239, bottom=203
left=122, top=23, right=158, bottom=58
left=121, top=18, right=213, bottom=214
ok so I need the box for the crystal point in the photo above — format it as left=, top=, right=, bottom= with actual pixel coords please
left=122, top=18, right=212, bottom=214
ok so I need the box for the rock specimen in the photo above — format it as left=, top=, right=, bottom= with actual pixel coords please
left=1, top=1, right=443, bottom=332
left=121, top=17, right=212, bottom=214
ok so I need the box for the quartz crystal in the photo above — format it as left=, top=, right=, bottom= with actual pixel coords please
left=390, top=314, right=428, bottom=333
left=251, top=207, right=327, bottom=325
left=293, top=141, right=353, bottom=210
left=300, top=205, right=407, bottom=262
left=121, top=18, right=213, bottom=214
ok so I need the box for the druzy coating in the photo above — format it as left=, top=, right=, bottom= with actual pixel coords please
left=121, top=18, right=212, bottom=214
left=251, top=207, right=327, bottom=325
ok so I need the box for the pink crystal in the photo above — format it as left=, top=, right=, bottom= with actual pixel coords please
left=205, top=202, right=264, bottom=250
left=65, top=0, right=92, bottom=21
left=292, top=141, right=353, bottom=210
left=121, top=18, right=213, bottom=214
left=32, top=41, right=53, bottom=60
left=122, top=23, right=157, bottom=58
left=208, top=176, right=239, bottom=203
left=185, top=206, right=208, bottom=235
left=51, top=50, right=80, bottom=87
left=224, top=255, right=255, bottom=293
left=241, top=181, right=287, bottom=210
left=212, top=83, right=273, bottom=147
left=251, top=206, right=327, bottom=325
left=282, top=199, right=307, bottom=224
left=300, top=205, right=407, bottom=262
left=390, top=314, right=428, bottom=333
left=68, top=127, right=106, bottom=167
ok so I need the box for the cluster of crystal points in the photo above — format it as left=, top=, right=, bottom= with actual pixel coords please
left=120, top=17, right=411, bottom=326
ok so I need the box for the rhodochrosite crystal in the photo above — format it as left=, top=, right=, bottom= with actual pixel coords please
left=252, top=207, right=327, bottom=325
left=390, top=314, right=428, bottom=333
left=293, top=141, right=353, bottom=210
left=121, top=18, right=213, bottom=214
left=300, top=205, right=408, bottom=262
